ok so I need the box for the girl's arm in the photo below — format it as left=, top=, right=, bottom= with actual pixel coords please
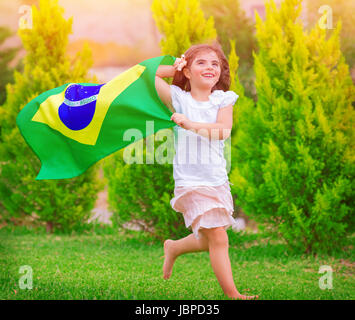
left=156, top=65, right=176, bottom=78
left=189, top=121, right=232, bottom=140
left=156, top=55, right=186, bottom=78
left=155, top=56, right=187, bottom=111
left=155, top=72, right=174, bottom=111
left=171, top=105, right=233, bottom=140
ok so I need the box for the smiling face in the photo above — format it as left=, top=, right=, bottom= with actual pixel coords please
left=183, top=50, right=221, bottom=91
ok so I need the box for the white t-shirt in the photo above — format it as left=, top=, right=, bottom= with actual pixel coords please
left=170, top=84, right=239, bottom=187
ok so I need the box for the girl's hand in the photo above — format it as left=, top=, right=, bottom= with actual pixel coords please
left=170, top=113, right=193, bottom=130
left=173, top=54, right=187, bottom=72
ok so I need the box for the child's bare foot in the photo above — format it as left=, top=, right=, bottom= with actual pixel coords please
left=163, top=239, right=177, bottom=279
left=228, top=292, right=259, bottom=300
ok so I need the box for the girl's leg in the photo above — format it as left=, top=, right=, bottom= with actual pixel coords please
left=202, top=227, right=258, bottom=300
left=163, top=232, right=209, bottom=279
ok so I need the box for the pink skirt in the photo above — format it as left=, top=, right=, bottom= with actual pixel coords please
left=170, top=180, right=235, bottom=239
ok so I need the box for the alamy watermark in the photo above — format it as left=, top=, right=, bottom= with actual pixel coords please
left=19, top=5, right=33, bottom=30
left=318, top=265, right=333, bottom=290
left=19, top=265, right=33, bottom=290
left=121, top=121, right=232, bottom=172
left=318, top=5, right=333, bottom=30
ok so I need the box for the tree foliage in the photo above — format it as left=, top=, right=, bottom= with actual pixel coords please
left=0, top=27, right=23, bottom=106
left=151, top=0, right=217, bottom=56
left=229, top=0, right=355, bottom=254
left=306, top=0, right=355, bottom=74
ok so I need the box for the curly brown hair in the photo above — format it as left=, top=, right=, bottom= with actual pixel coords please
left=172, top=40, right=231, bottom=92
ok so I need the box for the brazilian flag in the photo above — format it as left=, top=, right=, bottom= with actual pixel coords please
left=16, top=55, right=177, bottom=180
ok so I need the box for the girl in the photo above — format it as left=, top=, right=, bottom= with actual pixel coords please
left=155, top=42, right=258, bottom=300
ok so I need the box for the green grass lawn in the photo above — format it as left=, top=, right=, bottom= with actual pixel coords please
left=0, top=225, right=354, bottom=300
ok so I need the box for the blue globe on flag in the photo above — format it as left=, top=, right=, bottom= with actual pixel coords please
left=58, top=83, right=105, bottom=131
